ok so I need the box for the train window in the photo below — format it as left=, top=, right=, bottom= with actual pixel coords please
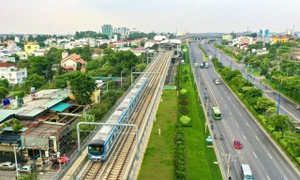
left=89, top=145, right=104, bottom=155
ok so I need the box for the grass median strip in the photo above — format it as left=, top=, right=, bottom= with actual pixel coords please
left=138, top=90, right=178, bottom=180
left=180, top=54, right=222, bottom=180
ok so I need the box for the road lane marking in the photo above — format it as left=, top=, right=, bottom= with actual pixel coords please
left=235, top=122, right=238, bottom=126
left=233, top=104, right=236, bottom=108
left=243, top=135, right=246, bottom=140
left=246, top=123, right=249, bottom=127
left=267, top=153, right=273, bottom=160
left=229, top=112, right=232, bottom=115
left=217, top=91, right=220, bottom=95
left=255, top=136, right=259, bottom=140
left=225, top=104, right=228, bottom=108
left=284, top=176, right=287, bottom=180
left=287, top=103, right=294, bottom=108
left=241, top=156, right=243, bottom=160
left=221, top=97, right=223, bottom=100
left=228, top=96, right=231, bottom=100
left=253, top=152, right=257, bottom=158
left=239, top=112, right=242, bottom=116
left=225, top=91, right=227, bottom=95
left=267, top=175, right=270, bottom=180
left=237, top=151, right=240, bottom=153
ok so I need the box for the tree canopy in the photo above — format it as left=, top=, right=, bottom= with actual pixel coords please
left=75, top=31, right=108, bottom=39
left=69, top=72, right=97, bottom=105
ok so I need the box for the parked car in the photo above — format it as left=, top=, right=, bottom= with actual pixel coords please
left=234, top=140, right=242, bottom=149
left=0, top=162, right=16, bottom=171
left=18, top=165, right=31, bottom=173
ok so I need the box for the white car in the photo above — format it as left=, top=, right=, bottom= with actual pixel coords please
left=18, top=165, right=31, bottom=173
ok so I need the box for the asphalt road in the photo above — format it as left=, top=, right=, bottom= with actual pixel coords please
left=205, top=43, right=300, bottom=123
left=189, top=42, right=300, bottom=180
left=0, top=171, right=17, bottom=180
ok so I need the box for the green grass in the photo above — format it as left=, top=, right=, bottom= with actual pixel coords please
left=138, top=90, right=178, bottom=180
left=180, top=48, right=222, bottom=180
left=247, top=68, right=260, bottom=76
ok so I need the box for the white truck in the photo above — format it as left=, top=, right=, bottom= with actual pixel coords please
left=205, top=62, right=209, bottom=68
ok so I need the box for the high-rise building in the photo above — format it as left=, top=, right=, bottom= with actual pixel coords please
left=102, top=24, right=113, bottom=38
left=259, top=29, right=263, bottom=37
left=113, top=27, right=128, bottom=36
left=264, top=29, right=269, bottom=37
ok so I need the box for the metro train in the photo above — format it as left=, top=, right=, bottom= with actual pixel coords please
left=88, top=77, right=148, bottom=161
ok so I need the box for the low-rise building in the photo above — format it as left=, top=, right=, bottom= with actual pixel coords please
left=273, top=35, right=288, bottom=43
left=131, top=47, right=148, bottom=56
left=24, top=42, right=40, bottom=55
left=61, top=52, right=86, bottom=71
left=0, top=89, right=72, bottom=159
left=16, top=51, right=28, bottom=60
left=33, top=49, right=46, bottom=56
left=154, top=35, right=167, bottom=41
left=222, top=34, right=233, bottom=41
left=238, top=37, right=254, bottom=45
left=0, top=62, right=27, bottom=85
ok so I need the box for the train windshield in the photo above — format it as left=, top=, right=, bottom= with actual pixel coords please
left=89, top=145, right=104, bottom=155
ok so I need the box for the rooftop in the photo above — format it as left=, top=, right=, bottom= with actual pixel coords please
left=21, top=121, right=66, bottom=138
left=0, top=131, right=20, bottom=144
left=0, top=89, right=71, bottom=121
left=0, top=62, right=17, bottom=68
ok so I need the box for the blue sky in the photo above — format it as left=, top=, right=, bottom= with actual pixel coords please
left=1, top=0, right=299, bottom=34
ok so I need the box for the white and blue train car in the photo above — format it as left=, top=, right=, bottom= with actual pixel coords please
left=88, top=77, right=148, bottom=161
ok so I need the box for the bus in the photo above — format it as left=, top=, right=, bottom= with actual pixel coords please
left=212, top=106, right=221, bottom=120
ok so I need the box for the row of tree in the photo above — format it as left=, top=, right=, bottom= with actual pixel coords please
left=212, top=58, right=300, bottom=164
left=75, top=31, right=109, bottom=39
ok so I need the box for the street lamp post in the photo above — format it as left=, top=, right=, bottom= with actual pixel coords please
left=272, top=76, right=294, bottom=115
left=277, top=81, right=283, bottom=114
left=14, top=146, right=19, bottom=179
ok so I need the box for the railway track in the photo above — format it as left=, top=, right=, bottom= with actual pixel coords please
left=79, top=51, right=173, bottom=180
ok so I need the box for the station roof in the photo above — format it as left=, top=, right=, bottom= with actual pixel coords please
left=159, top=39, right=182, bottom=44
left=50, top=103, right=72, bottom=112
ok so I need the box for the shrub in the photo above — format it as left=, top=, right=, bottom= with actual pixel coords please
left=179, top=100, right=189, bottom=106
left=180, top=89, right=187, bottom=94
left=180, top=115, right=191, bottom=124
left=174, top=124, right=186, bottom=180
left=179, top=107, right=189, bottom=115
left=179, top=94, right=188, bottom=100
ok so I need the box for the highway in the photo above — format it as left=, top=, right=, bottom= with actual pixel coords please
left=205, top=42, right=300, bottom=123
left=189, top=42, right=300, bottom=180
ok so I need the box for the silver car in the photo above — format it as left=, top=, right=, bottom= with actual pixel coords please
left=0, top=162, right=16, bottom=171
left=18, top=165, right=31, bottom=173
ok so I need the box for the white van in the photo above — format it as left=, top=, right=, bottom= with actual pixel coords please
left=241, top=164, right=253, bottom=180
